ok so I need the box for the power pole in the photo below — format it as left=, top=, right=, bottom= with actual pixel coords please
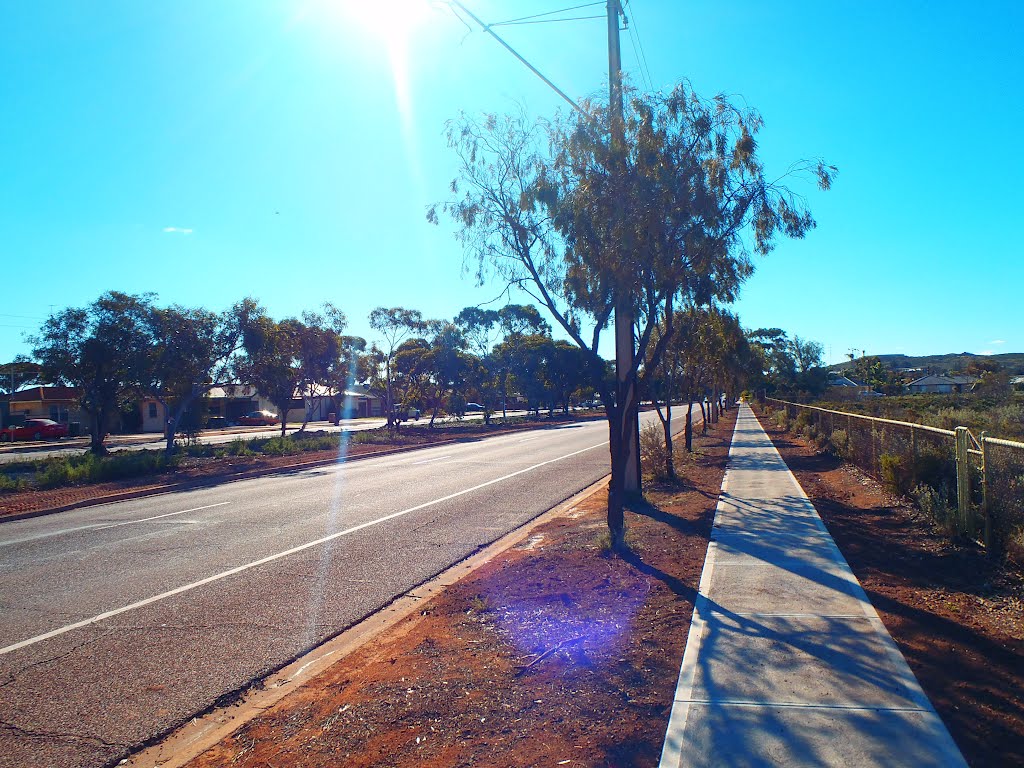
left=607, top=0, right=641, bottom=493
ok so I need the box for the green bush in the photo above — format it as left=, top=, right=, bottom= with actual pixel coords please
left=640, top=423, right=670, bottom=481
left=795, top=411, right=814, bottom=430
left=829, top=428, right=849, bottom=458
left=880, top=453, right=907, bottom=495
left=913, top=482, right=956, bottom=533
left=0, top=474, right=27, bottom=492
left=227, top=439, right=255, bottom=457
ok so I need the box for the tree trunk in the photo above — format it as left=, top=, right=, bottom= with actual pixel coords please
left=385, top=356, right=395, bottom=429
left=663, top=400, right=674, bottom=480
left=300, top=390, right=311, bottom=433
left=654, top=398, right=675, bottom=481
left=89, top=410, right=107, bottom=455
left=699, top=401, right=708, bottom=434
left=164, top=399, right=181, bottom=455
left=685, top=402, right=693, bottom=453
left=606, top=404, right=627, bottom=550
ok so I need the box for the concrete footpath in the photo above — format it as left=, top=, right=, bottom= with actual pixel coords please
left=659, top=404, right=967, bottom=767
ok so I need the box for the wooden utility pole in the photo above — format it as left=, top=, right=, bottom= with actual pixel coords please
left=607, top=0, right=641, bottom=493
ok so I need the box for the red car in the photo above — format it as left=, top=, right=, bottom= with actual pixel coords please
left=1, top=418, right=69, bottom=442
left=236, top=410, right=280, bottom=426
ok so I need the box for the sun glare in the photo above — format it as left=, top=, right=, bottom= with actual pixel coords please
left=335, top=0, right=437, bottom=48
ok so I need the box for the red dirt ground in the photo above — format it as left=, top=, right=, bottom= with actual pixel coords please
left=759, top=411, right=1024, bottom=768
left=180, top=411, right=737, bottom=768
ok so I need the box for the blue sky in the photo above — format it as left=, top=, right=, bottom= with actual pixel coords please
left=2, top=0, right=1022, bottom=367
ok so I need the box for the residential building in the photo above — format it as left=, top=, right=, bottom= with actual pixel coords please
left=906, top=374, right=978, bottom=394
left=7, top=386, right=84, bottom=425
left=138, top=384, right=384, bottom=432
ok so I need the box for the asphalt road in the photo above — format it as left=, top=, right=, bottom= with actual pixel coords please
left=0, top=410, right=700, bottom=768
left=0, top=411, right=535, bottom=464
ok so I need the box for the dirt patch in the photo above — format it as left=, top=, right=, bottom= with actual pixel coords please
left=758, top=410, right=1024, bottom=768
left=176, top=411, right=736, bottom=768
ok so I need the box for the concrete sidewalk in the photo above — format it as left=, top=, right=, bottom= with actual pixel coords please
left=659, top=403, right=966, bottom=767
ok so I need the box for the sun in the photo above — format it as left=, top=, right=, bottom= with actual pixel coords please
left=332, top=0, right=439, bottom=48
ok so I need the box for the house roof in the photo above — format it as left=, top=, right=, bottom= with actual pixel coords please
left=9, top=386, right=81, bottom=403
left=828, top=375, right=862, bottom=387
left=907, top=375, right=976, bottom=387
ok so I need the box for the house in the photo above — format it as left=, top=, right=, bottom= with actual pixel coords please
left=138, top=384, right=385, bottom=432
left=906, top=374, right=978, bottom=394
left=140, top=385, right=275, bottom=433
left=336, top=385, right=384, bottom=419
left=7, top=386, right=85, bottom=426
left=826, top=373, right=871, bottom=398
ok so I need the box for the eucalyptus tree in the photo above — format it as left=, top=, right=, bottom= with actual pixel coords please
left=369, top=307, right=425, bottom=428
left=142, top=299, right=255, bottom=454
left=432, top=82, right=833, bottom=548
left=238, top=315, right=303, bottom=437
left=0, top=357, right=39, bottom=395
left=31, top=292, right=154, bottom=454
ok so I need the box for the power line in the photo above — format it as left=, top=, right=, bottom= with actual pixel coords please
left=446, top=1, right=589, bottom=118
left=490, top=15, right=604, bottom=27
left=624, top=17, right=652, bottom=90
left=488, top=2, right=605, bottom=27
left=624, top=0, right=655, bottom=90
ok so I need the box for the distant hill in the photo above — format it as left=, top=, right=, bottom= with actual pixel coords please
left=831, top=352, right=1024, bottom=375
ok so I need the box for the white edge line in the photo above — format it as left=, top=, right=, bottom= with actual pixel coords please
left=409, top=455, right=452, bottom=465
left=94, top=502, right=232, bottom=530
left=0, top=502, right=233, bottom=547
left=0, top=440, right=608, bottom=656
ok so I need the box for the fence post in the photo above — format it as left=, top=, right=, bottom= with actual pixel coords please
left=871, top=423, right=878, bottom=475
left=910, top=425, right=918, bottom=489
left=980, top=432, right=991, bottom=552
left=955, top=427, right=971, bottom=537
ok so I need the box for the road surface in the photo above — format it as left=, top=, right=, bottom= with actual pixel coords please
left=0, top=411, right=539, bottom=464
left=0, top=410, right=700, bottom=768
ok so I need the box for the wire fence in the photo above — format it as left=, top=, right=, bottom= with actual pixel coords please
left=763, top=398, right=1024, bottom=562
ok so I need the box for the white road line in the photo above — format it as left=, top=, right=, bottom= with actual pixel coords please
left=93, top=502, right=231, bottom=530
left=409, top=454, right=451, bottom=465
left=0, top=440, right=607, bottom=656
left=0, top=502, right=232, bottom=548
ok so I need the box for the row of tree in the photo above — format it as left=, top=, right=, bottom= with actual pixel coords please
left=13, top=292, right=615, bottom=455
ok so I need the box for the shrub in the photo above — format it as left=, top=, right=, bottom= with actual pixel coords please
left=639, top=423, right=669, bottom=481
left=0, top=474, right=27, bottom=492
left=880, top=453, right=907, bottom=495
left=829, top=428, right=849, bottom=458
left=914, top=482, right=956, bottom=533
left=795, top=411, right=814, bottom=430
left=227, top=439, right=255, bottom=457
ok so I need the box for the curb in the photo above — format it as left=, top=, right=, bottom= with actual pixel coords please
left=122, top=474, right=611, bottom=768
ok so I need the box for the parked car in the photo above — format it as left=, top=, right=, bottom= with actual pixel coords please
left=464, top=402, right=484, bottom=412
left=392, top=406, right=420, bottom=422
left=0, top=418, right=69, bottom=442
left=237, top=410, right=280, bottom=426
left=205, top=416, right=228, bottom=429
